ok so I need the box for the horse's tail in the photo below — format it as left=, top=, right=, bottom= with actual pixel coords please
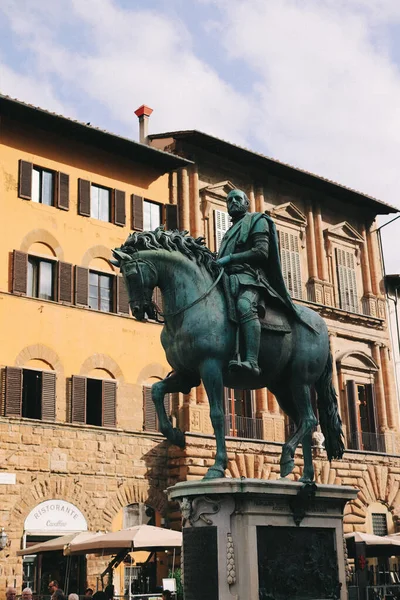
left=315, top=353, right=345, bottom=461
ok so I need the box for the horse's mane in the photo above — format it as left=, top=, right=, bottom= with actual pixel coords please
left=119, top=227, right=221, bottom=278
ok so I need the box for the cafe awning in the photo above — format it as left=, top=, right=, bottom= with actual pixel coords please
left=17, top=531, right=101, bottom=556
left=345, top=532, right=400, bottom=557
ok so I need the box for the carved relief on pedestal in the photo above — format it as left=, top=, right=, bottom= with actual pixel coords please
left=189, top=409, right=201, bottom=431
left=226, top=533, right=236, bottom=585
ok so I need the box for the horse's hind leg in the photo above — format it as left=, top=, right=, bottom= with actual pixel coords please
left=276, top=384, right=317, bottom=481
left=199, top=358, right=227, bottom=480
left=151, top=370, right=199, bottom=449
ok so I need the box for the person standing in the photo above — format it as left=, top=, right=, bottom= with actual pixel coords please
left=21, top=589, right=32, bottom=600
left=6, top=587, right=16, bottom=600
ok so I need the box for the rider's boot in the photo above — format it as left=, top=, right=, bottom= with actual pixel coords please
left=229, top=317, right=261, bottom=377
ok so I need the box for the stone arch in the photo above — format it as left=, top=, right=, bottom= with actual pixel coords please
left=10, top=478, right=98, bottom=536
left=337, top=351, right=378, bottom=372
left=20, top=229, right=64, bottom=260
left=102, top=481, right=168, bottom=526
left=14, top=344, right=63, bottom=375
left=136, top=363, right=170, bottom=386
left=79, top=354, right=124, bottom=382
left=81, top=245, right=116, bottom=271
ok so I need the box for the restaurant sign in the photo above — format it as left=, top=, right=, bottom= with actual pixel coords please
left=25, top=499, right=88, bottom=533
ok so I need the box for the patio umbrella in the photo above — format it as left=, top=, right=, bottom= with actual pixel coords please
left=345, top=531, right=400, bottom=557
left=17, top=531, right=99, bottom=556
left=67, top=524, right=182, bottom=555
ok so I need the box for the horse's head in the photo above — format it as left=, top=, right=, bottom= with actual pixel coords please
left=111, top=249, right=157, bottom=321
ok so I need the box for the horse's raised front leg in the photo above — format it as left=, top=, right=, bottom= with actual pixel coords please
left=276, top=385, right=317, bottom=481
left=151, top=371, right=198, bottom=449
left=199, top=358, right=227, bottom=480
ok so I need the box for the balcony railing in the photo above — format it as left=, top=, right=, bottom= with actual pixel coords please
left=347, top=430, right=387, bottom=453
left=224, top=414, right=263, bottom=439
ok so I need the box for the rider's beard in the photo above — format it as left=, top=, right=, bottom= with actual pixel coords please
left=229, top=205, right=247, bottom=222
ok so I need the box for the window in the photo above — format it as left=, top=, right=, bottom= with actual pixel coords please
left=346, top=381, right=381, bottom=451
left=32, top=167, right=54, bottom=206
left=372, top=513, right=388, bottom=536
left=4, top=367, right=56, bottom=421
left=214, top=209, right=230, bottom=252
left=88, top=271, right=114, bottom=312
left=27, top=256, right=55, bottom=301
left=91, top=185, right=111, bottom=222
left=71, top=375, right=116, bottom=427
left=18, top=160, right=69, bottom=209
left=224, top=388, right=261, bottom=438
left=336, top=248, right=358, bottom=313
left=143, top=385, right=171, bottom=431
left=143, top=200, right=162, bottom=230
left=279, top=230, right=302, bottom=299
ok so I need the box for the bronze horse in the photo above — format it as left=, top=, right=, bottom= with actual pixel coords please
left=112, top=228, right=344, bottom=481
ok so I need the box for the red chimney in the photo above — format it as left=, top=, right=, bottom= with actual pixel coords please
left=134, top=105, right=153, bottom=144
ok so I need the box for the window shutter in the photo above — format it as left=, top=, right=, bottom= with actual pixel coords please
left=58, top=262, right=73, bottom=303
left=12, top=250, right=28, bottom=294
left=214, top=210, right=230, bottom=252
left=18, top=160, right=32, bottom=200
left=336, top=248, right=358, bottom=313
left=279, top=230, right=302, bottom=299
left=117, top=275, right=130, bottom=314
left=78, top=179, right=91, bottom=216
left=166, top=204, right=179, bottom=230
left=346, top=380, right=359, bottom=450
left=75, top=266, right=89, bottom=306
left=143, top=385, right=157, bottom=431
left=41, top=371, right=56, bottom=421
left=57, top=172, right=70, bottom=210
left=113, top=190, right=126, bottom=226
left=71, top=375, right=87, bottom=423
left=4, top=367, right=22, bottom=417
left=102, top=380, right=116, bottom=427
left=131, top=195, right=144, bottom=231
left=366, top=384, right=378, bottom=435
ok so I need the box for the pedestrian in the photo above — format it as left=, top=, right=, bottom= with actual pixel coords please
left=162, top=591, right=172, bottom=600
left=68, top=594, right=79, bottom=600
left=52, top=590, right=66, bottom=600
left=6, top=587, right=16, bottom=600
left=48, top=582, right=60, bottom=595
left=21, top=588, right=32, bottom=600
left=84, top=589, right=93, bottom=599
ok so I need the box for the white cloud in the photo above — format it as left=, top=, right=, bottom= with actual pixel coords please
left=0, top=0, right=254, bottom=144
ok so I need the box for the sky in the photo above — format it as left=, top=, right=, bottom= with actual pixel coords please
left=0, top=0, right=400, bottom=272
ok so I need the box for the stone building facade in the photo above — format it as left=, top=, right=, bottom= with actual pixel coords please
left=0, top=94, right=399, bottom=594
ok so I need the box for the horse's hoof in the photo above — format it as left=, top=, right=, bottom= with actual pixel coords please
left=280, top=458, right=295, bottom=478
left=172, top=428, right=185, bottom=449
left=203, top=466, right=226, bottom=480
left=300, top=474, right=315, bottom=483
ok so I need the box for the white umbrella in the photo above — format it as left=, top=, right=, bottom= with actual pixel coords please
left=68, top=525, right=182, bottom=555
left=345, top=532, right=400, bottom=546
left=17, top=531, right=99, bottom=556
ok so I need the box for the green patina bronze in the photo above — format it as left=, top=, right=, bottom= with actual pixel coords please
left=112, top=189, right=344, bottom=481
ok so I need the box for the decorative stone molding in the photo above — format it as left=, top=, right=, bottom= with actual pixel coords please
left=227, top=452, right=274, bottom=480
left=20, top=229, right=64, bottom=260
left=14, top=344, right=63, bottom=374
left=79, top=354, right=124, bottom=381
left=226, top=533, right=236, bottom=585
left=337, top=350, right=379, bottom=374
left=269, top=201, right=307, bottom=227
left=200, top=180, right=236, bottom=217
left=136, top=363, right=169, bottom=386
left=306, top=278, right=335, bottom=306
left=81, top=245, right=117, bottom=270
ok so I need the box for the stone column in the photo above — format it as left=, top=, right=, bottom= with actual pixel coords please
left=314, top=205, right=328, bottom=281
left=367, top=224, right=381, bottom=297
left=189, top=165, right=202, bottom=238
left=169, top=171, right=178, bottom=205
left=196, top=383, right=207, bottom=405
left=248, top=184, right=256, bottom=213
left=179, top=168, right=190, bottom=232
left=381, top=345, right=399, bottom=430
left=329, top=333, right=340, bottom=412
left=306, top=202, right=318, bottom=280
left=267, top=390, right=280, bottom=414
left=255, top=185, right=265, bottom=213
left=372, top=343, right=388, bottom=431
left=255, top=388, right=268, bottom=415
left=360, top=225, right=372, bottom=295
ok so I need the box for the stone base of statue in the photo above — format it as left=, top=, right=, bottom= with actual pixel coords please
left=168, top=478, right=357, bottom=600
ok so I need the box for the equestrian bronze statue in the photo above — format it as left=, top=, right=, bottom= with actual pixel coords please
left=112, top=189, right=344, bottom=482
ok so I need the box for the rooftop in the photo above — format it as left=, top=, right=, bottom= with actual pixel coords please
left=0, top=94, right=191, bottom=173
left=149, top=129, right=398, bottom=215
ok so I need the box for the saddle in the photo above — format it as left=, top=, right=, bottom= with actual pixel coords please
left=221, top=273, right=291, bottom=333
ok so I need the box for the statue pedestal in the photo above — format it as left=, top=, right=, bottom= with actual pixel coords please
left=168, top=478, right=357, bottom=600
